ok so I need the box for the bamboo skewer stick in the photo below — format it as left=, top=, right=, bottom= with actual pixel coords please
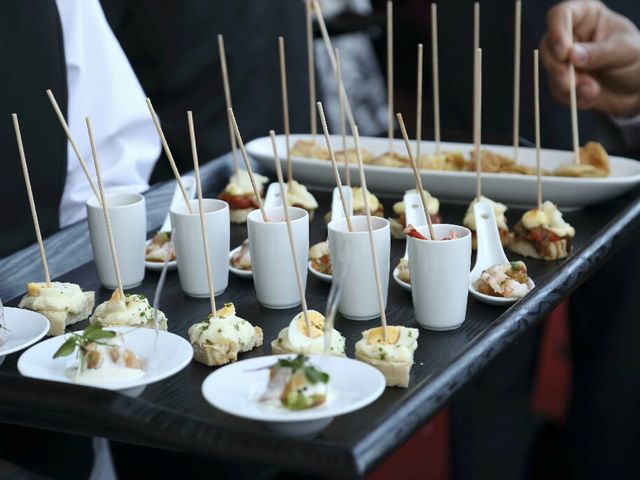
left=217, top=34, right=239, bottom=177
left=306, top=0, right=317, bottom=141
left=317, top=102, right=353, bottom=232
left=513, top=0, right=522, bottom=162
left=46, top=89, right=100, bottom=201
left=146, top=98, right=194, bottom=214
left=566, top=13, right=580, bottom=164
left=278, top=37, right=293, bottom=186
left=353, top=125, right=388, bottom=341
left=397, top=113, right=436, bottom=240
left=474, top=48, right=483, bottom=200
left=335, top=48, right=350, bottom=186
left=269, top=130, right=310, bottom=332
left=86, top=117, right=124, bottom=300
left=188, top=111, right=217, bottom=317
left=13, top=114, right=51, bottom=286
left=416, top=43, right=423, bottom=161
left=228, top=108, right=269, bottom=222
left=474, top=2, right=480, bottom=58
left=431, top=3, right=441, bottom=153
left=534, top=50, right=543, bottom=210
left=387, top=1, right=394, bottom=153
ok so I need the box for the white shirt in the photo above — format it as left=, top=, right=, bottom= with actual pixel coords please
left=55, top=0, right=160, bottom=227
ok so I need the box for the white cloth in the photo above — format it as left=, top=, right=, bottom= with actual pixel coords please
left=55, top=0, right=160, bottom=227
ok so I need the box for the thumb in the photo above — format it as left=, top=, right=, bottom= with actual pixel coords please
left=570, top=36, right=638, bottom=70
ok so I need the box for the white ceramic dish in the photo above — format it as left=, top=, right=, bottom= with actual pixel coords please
left=0, top=308, right=50, bottom=366
left=308, top=260, right=332, bottom=284
left=229, top=245, right=252, bottom=279
left=247, top=134, right=640, bottom=208
left=18, top=327, right=193, bottom=397
left=201, top=354, right=385, bottom=437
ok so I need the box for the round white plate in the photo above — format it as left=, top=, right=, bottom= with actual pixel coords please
left=0, top=308, right=50, bottom=364
left=202, top=354, right=385, bottom=437
left=392, top=264, right=412, bottom=292
left=468, top=278, right=536, bottom=306
left=229, top=246, right=252, bottom=279
left=145, top=239, right=177, bottom=271
left=18, top=327, right=193, bottom=392
left=308, top=261, right=332, bottom=284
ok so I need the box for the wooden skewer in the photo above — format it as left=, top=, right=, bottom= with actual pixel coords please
left=534, top=50, right=543, bottom=210
left=512, top=0, right=522, bottom=163
left=217, top=34, right=239, bottom=177
left=474, top=48, right=483, bottom=200
left=317, top=101, right=353, bottom=232
left=387, top=1, right=394, bottom=153
left=335, top=48, right=350, bottom=186
left=46, top=89, right=100, bottom=201
left=146, top=98, right=193, bottom=214
left=188, top=111, right=217, bottom=317
left=13, top=114, right=51, bottom=286
left=416, top=43, right=423, bottom=162
left=474, top=2, right=480, bottom=58
left=396, top=113, right=436, bottom=240
left=566, top=12, right=580, bottom=165
left=278, top=37, right=293, bottom=186
left=431, top=3, right=441, bottom=153
left=86, top=117, right=124, bottom=300
left=228, top=108, right=269, bottom=222
left=269, top=130, right=310, bottom=332
left=306, top=0, right=317, bottom=141
left=353, top=125, right=388, bottom=341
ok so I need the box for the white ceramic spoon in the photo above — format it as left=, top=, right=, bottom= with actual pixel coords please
left=469, top=201, right=535, bottom=306
left=392, top=191, right=424, bottom=292
left=263, top=182, right=283, bottom=208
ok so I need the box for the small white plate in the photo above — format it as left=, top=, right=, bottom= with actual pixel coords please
left=0, top=308, right=50, bottom=366
left=229, top=246, right=252, bottom=279
left=18, top=327, right=193, bottom=396
left=392, top=265, right=412, bottom=292
left=308, top=261, right=332, bottom=284
left=202, top=354, right=386, bottom=437
left=469, top=278, right=535, bottom=306
left=145, top=239, right=177, bottom=272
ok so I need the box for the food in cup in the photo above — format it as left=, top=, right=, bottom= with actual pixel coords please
left=188, top=302, right=263, bottom=366
left=404, top=224, right=457, bottom=241
left=355, top=326, right=418, bottom=388
left=145, top=231, right=175, bottom=262
left=230, top=239, right=251, bottom=271
left=474, top=261, right=531, bottom=298
left=90, top=290, right=167, bottom=330
left=389, top=189, right=442, bottom=239
left=218, top=169, right=269, bottom=224
left=553, top=142, right=610, bottom=178
left=463, top=196, right=509, bottom=249
left=271, top=310, right=345, bottom=356
left=284, top=180, right=319, bottom=221
left=308, top=241, right=331, bottom=275
left=18, top=282, right=95, bottom=336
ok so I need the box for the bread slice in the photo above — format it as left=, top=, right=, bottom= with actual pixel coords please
left=229, top=207, right=253, bottom=224
left=19, top=291, right=95, bottom=336
left=355, top=350, right=412, bottom=388
left=192, top=326, right=263, bottom=366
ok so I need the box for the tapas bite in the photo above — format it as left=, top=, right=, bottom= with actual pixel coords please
left=308, top=241, right=331, bottom=276
left=553, top=141, right=610, bottom=178
left=285, top=180, right=319, bottom=221
left=90, top=290, right=167, bottom=330
left=145, top=231, right=175, bottom=263
left=473, top=261, right=532, bottom=298
left=271, top=310, right=346, bottom=356
left=291, top=139, right=329, bottom=160
left=230, top=239, right=251, bottom=272
left=352, top=186, right=384, bottom=217
left=219, top=169, right=269, bottom=224
left=463, top=196, right=509, bottom=249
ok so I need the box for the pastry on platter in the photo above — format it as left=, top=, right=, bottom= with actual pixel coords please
left=334, top=148, right=374, bottom=165
left=463, top=196, right=510, bottom=249
left=290, top=139, right=330, bottom=160
left=189, top=303, right=263, bottom=366
left=355, top=326, right=419, bottom=388
left=90, top=290, right=167, bottom=330
left=286, top=180, right=319, bottom=221
left=474, top=261, right=532, bottom=298
left=509, top=201, right=575, bottom=260
left=145, top=231, right=175, bottom=262
left=371, top=151, right=411, bottom=168
left=500, top=163, right=548, bottom=176
left=272, top=310, right=346, bottom=357
left=19, top=282, right=95, bottom=336
left=389, top=189, right=442, bottom=240
left=553, top=142, right=610, bottom=178
left=469, top=149, right=515, bottom=173
left=218, top=169, right=269, bottom=224
left=230, top=239, right=251, bottom=271
left=418, top=151, right=468, bottom=171
left=308, top=241, right=331, bottom=275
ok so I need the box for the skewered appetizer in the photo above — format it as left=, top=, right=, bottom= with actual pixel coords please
left=290, top=139, right=330, bottom=160
left=553, top=141, right=610, bottom=178
left=145, top=231, right=175, bottom=263
left=230, top=239, right=251, bottom=271
left=463, top=196, right=510, bottom=249
left=90, top=290, right=167, bottom=330
left=372, top=151, right=410, bottom=168
left=308, top=241, right=331, bottom=275
left=389, top=189, right=441, bottom=239
left=334, top=148, right=374, bottom=164
left=286, top=180, right=319, bottom=221
left=53, top=324, right=144, bottom=384
left=474, top=261, right=532, bottom=298
left=470, top=149, right=516, bottom=173
left=355, top=326, right=419, bottom=388
left=419, top=151, right=468, bottom=171
left=189, top=303, right=263, bottom=366
left=272, top=310, right=346, bottom=357
left=509, top=201, right=575, bottom=260
left=19, top=282, right=95, bottom=336
left=352, top=186, right=384, bottom=217
left=218, top=169, right=269, bottom=223
left=259, top=354, right=329, bottom=411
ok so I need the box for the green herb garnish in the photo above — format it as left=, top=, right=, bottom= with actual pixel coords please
left=53, top=323, right=117, bottom=359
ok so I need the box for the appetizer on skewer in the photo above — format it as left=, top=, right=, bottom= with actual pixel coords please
left=90, top=290, right=167, bottom=330
left=372, top=151, right=410, bottom=168
left=419, top=151, right=468, bottom=171
left=334, top=148, right=374, bottom=165
left=463, top=196, right=510, bottom=249
left=272, top=310, right=346, bottom=356
left=19, top=282, right=95, bottom=337
left=145, top=231, right=176, bottom=263
left=553, top=141, right=610, bottom=178
left=509, top=201, right=575, bottom=260
left=285, top=180, right=319, bottom=221
left=352, top=186, right=384, bottom=217
left=474, top=261, right=532, bottom=298
left=290, top=139, right=330, bottom=160
left=189, top=303, right=263, bottom=367
left=230, top=239, right=251, bottom=271
left=389, top=188, right=441, bottom=240
left=218, top=169, right=269, bottom=224
left=308, top=241, right=331, bottom=275
left=355, top=326, right=418, bottom=388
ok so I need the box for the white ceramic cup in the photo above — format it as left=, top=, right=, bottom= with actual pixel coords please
left=327, top=215, right=390, bottom=321
left=407, top=224, right=472, bottom=330
left=247, top=206, right=309, bottom=309
left=170, top=199, right=230, bottom=297
left=86, top=193, right=146, bottom=289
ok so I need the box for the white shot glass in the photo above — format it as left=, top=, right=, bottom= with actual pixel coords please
left=247, top=206, right=309, bottom=309
left=86, top=193, right=146, bottom=289
left=407, top=224, right=472, bottom=330
left=327, top=215, right=390, bottom=321
left=170, top=199, right=230, bottom=297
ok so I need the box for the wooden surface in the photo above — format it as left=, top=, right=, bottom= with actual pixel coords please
left=1, top=153, right=640, bottom=477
